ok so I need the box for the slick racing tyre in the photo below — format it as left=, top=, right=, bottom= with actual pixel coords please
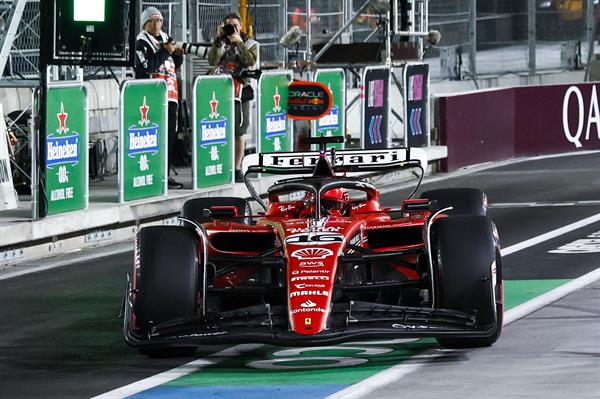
left=182, top=197, right=251, bottom=224
left=133, top=226, right=200, bottom=357
left=430, top=215, right=503, bottom=348
left=421, top=188, right=487, bottom=216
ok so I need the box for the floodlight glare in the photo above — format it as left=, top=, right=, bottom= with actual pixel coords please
left=73, top=0, right=105, bottom=22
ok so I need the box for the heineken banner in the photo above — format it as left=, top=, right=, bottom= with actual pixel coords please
left=362, top=66, right=391, bottom=149
left=44, top=84, right=88, bottom=215
left=193, top=76, right=234, bottom=189
left=258, top=70, right=293, bottom=153
left=119, top=79, right=167, bottom=202
left=313, top=69, right=345, bottom=150
left=403, top=63, right=429, bottom=147
left=0, top=104, right=17, bottom=211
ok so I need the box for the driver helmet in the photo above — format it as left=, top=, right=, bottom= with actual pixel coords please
left=321, top=188, right=349, bottom=215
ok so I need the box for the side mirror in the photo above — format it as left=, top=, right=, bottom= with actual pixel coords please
left=287, top=81, right=333, bottom=120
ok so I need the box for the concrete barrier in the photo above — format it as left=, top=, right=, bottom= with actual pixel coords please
left=436, top=82, right=600, bottom=172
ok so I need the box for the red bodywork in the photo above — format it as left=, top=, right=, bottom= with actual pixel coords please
left=206, top=190, right=432, bottom=336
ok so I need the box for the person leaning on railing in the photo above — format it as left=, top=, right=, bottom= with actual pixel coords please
left=208, top=11, right=258, bottom=183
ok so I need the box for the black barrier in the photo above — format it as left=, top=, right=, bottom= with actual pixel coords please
left=404, top=63, right=429, bottom=147
left=362, top=67, right=390, bottom=149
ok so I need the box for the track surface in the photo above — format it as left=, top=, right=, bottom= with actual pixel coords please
left=1, top=153, right=599, bottom=398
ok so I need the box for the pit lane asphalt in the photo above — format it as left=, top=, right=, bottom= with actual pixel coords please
left=1, top=152, right=599, bottom=398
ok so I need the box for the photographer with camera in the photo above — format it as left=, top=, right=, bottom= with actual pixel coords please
left=134, top=7, right=184, bottom=189
left=208, top=12, right=258, bottom=183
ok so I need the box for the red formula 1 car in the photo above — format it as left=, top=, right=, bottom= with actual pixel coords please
left=123, top=138, right=503, bottom=356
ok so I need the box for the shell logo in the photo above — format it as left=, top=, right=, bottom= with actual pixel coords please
left=290, top=247, right=333, bottom=260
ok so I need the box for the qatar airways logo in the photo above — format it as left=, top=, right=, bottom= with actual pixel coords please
left=563, top=85, right=600, bottom=148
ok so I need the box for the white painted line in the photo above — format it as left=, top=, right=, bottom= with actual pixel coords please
left=0, top=244, right=133, bottom=281
left=91, top=344, right=262, bottom=399
left=91, top=359, right=215, bottom=399
left=504, top=267, right=600, bottom=325
left=324, top=267, right=600, bottom=399
left=490, top=201, right=600, bottom=209
left=378, top=149, right=600, bottom=198
left=500, top=212, right=600, bottom=257
left=324, top=358, right=441, bottom=399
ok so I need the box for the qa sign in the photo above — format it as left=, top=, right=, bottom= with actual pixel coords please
left=562, top=85, right=600, bottom=148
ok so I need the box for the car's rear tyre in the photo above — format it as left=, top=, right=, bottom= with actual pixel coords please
left=430, top=215, right=502, bottom=348
left=421, top=188, right=487, bottom=216
left=182, top=197, right=250, bottom=224
left=133, top=226, right=200, bottom=357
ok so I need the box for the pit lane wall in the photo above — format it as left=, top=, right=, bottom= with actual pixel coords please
left=436, top=82, right=600, bottom=172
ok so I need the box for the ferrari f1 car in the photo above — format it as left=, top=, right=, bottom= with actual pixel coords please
left=123, top=137, right=503, bottom=356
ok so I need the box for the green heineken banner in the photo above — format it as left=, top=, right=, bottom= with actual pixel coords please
left=258, top=71, right=293, bottom=153
left=119, top=79, right=167, bottom=202
left=313, top=69, right=346, bottom=150
left=193, top=76, right=234, bottom=189
left=44, top=84, right=88, bottom=215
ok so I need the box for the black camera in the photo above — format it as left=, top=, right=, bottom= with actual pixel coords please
left=237, top=69, right=262, bottom=80
left=223, top=24, right=236, bottom=37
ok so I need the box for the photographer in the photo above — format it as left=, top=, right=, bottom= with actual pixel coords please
left=208, top=12, right=258, bottom=183
left=134, top=7, right=184, bottom=189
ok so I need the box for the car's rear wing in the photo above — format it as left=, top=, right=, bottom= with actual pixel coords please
left=242, top=147, right=428, bottom=175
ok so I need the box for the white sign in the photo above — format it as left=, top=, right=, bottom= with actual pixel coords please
left=549, top=230, right=600, bottom=253
left=0, top=104, right=18, bottom=211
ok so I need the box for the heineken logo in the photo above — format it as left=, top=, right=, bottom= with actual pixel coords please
left=317, top=105, right=340, bottom=130
left=128, top=129, right=159, bottom=155
left=127, top=96, right=160, bottom=157
left=46, top=134, right=80, bottom=168
left=200, top=91, right=228, bottom=147
left=265, top=113, right=287, bottom=138
left=46, top=102, right=80, bottom=168
left=273, top=86, right=281, bottom=113
left=265, top=87, right=287, bottom=138
left=57, top=103, right=69, bottom=133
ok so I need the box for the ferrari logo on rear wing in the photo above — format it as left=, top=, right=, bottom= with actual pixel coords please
left=242, top=148, right=427, bottom=174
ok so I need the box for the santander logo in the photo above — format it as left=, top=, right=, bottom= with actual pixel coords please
left=300, top=299, right=317, bottom=308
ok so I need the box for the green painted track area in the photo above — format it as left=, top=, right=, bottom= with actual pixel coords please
left=129, top=279, right=570, bottom=399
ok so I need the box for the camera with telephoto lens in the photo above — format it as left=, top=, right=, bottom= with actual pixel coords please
left=232, top=68, right=262, bottom=81
left=167, top=38, right=212, bottom=58
left=222, top=24, right=236, bottom=37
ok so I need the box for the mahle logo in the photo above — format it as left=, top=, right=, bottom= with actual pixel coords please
left=47, top=102, right=80, bottom=169
left=200, top=91, right=228, bottom=147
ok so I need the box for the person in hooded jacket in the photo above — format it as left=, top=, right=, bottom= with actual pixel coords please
left=134, top=7, right=184, bottom=189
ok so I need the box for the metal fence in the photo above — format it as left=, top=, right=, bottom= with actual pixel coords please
left=1, top=0, right=40, bottom=79
left=430, top=0, right=597, bottom=79
left=0, top=1, right=598, bottom=82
